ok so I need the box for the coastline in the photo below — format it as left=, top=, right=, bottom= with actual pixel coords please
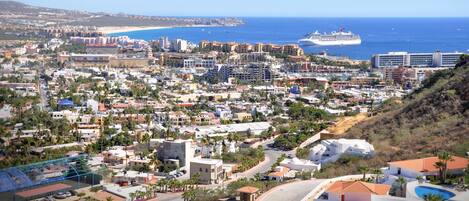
left=98, top=26, right=171, bottom=34
left=99, top=24, right=227, bottom=35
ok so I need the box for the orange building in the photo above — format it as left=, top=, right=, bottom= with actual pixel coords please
left=324, top=181, right=391, bottom=201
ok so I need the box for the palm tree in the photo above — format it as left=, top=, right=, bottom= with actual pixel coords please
left=254, top=172, right=262, bottom=181
left=158, top=179, right=168, bottom=192
left=358, top=166, right=369, bottom=181
left=182, top=188, right=196, bottom=201
left=148, top=153, right=161, bottom=172
left=150, top=183, right=158, bottom=197
left=424, top=194, right=444, bottom=201
left=175, top=180, right=183, bottom=192
left=137, top=190, right=146, bottom=200
left=437, top=151, right=453, bottom=184
left=155, top=180, right=162, bottom=192
left=145, top=185, right=154, bottom=199
left=191, top=173, right=201, bottom=187
left=168, top=179, right=177, bottom=192
left=372, top=168, right=382, bottom=183
left=416, top=175, right=424, bottom=184
left=396, top=176, right=407, bottom=197
left=434, top=161, right=446, bottom=184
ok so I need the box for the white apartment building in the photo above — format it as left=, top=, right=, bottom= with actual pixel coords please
left=372, top=51, right=464, bottom=68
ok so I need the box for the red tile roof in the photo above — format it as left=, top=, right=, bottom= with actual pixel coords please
left=327, top=181, right=390, bottom=195
left=268, top=166, right=290, bottom=177
left=388, top=156, right=468, bottom=173
left=237, top=186, right=259, bottom=194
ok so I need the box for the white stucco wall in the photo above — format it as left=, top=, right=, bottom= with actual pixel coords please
left=388, top=165, right=422, bottom=178
left=344, top=192, right=371, bottom=201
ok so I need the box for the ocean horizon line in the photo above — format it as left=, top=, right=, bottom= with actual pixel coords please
left=129, top=15, right=469, bottom=19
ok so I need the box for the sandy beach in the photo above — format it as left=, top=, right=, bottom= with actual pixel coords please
left=98, top=26, right=171, bottom=34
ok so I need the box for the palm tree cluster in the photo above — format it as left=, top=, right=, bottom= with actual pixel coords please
left=128, top=176, right=202, bottom=201
left=128, top=185, right=155, bottom=201
left=181, top=177, right=282, bottom=201
left=182, top=187, right=222, bottom=201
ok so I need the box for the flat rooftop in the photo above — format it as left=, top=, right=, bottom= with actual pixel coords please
left=191, top=158, right=222, bottom=165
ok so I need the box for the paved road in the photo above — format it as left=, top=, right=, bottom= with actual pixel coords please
left=240, top=138, right=294, bottom=179
left=257, top=179, right=324, bottom=201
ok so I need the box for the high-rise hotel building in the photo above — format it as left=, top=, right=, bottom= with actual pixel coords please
left=372, top=51, right=464, bottom=68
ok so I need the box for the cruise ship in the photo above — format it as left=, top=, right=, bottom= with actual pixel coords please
left=298, top=29, right=361, bottom=46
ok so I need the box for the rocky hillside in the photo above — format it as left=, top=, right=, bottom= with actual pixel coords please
left=315, top=57, right=469, bottom=178
left=346, top=58, right=469, bottom=161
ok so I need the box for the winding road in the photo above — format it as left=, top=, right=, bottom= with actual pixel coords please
left=256, top=179, right=324, bottom=201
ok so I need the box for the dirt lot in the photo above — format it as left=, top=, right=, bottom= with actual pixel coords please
left=326, top=113, right=369, bottom=135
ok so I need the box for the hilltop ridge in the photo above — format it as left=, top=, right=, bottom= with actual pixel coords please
left=0, top=0, right=243, bottom=27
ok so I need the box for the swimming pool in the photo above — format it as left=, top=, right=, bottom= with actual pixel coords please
left=415, top=186, right=455, bottom=200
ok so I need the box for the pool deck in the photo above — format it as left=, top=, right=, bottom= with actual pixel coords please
left=406, top=181, right=468, bottom=201
left=450, top=191, right=469, bottom=201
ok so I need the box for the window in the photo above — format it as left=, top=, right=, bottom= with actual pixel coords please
left=199, top=168, right=202, bottom=172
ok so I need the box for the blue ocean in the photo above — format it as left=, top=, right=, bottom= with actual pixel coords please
left=110, top=18, right=469, bottom=60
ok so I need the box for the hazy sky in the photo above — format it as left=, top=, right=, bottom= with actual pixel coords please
left=19, top=0, right=469, bottom=17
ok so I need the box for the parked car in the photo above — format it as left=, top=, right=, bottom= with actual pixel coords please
left=53, top=191, right=71, bottom=199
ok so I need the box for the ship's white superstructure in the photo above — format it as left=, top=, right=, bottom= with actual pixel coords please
left=298, top=29, right=361, bottom=46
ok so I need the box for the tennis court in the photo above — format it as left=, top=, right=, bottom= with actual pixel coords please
left=15, top=183, right=71, bottom=198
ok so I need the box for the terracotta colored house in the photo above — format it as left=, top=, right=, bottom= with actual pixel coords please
left=386, top=156, right=469, bottom=179
left=267, top=166, right=290, bottom=182
left=237, top=186, right=259, bottom=201
left=320, top=181, right=391, bottom=201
